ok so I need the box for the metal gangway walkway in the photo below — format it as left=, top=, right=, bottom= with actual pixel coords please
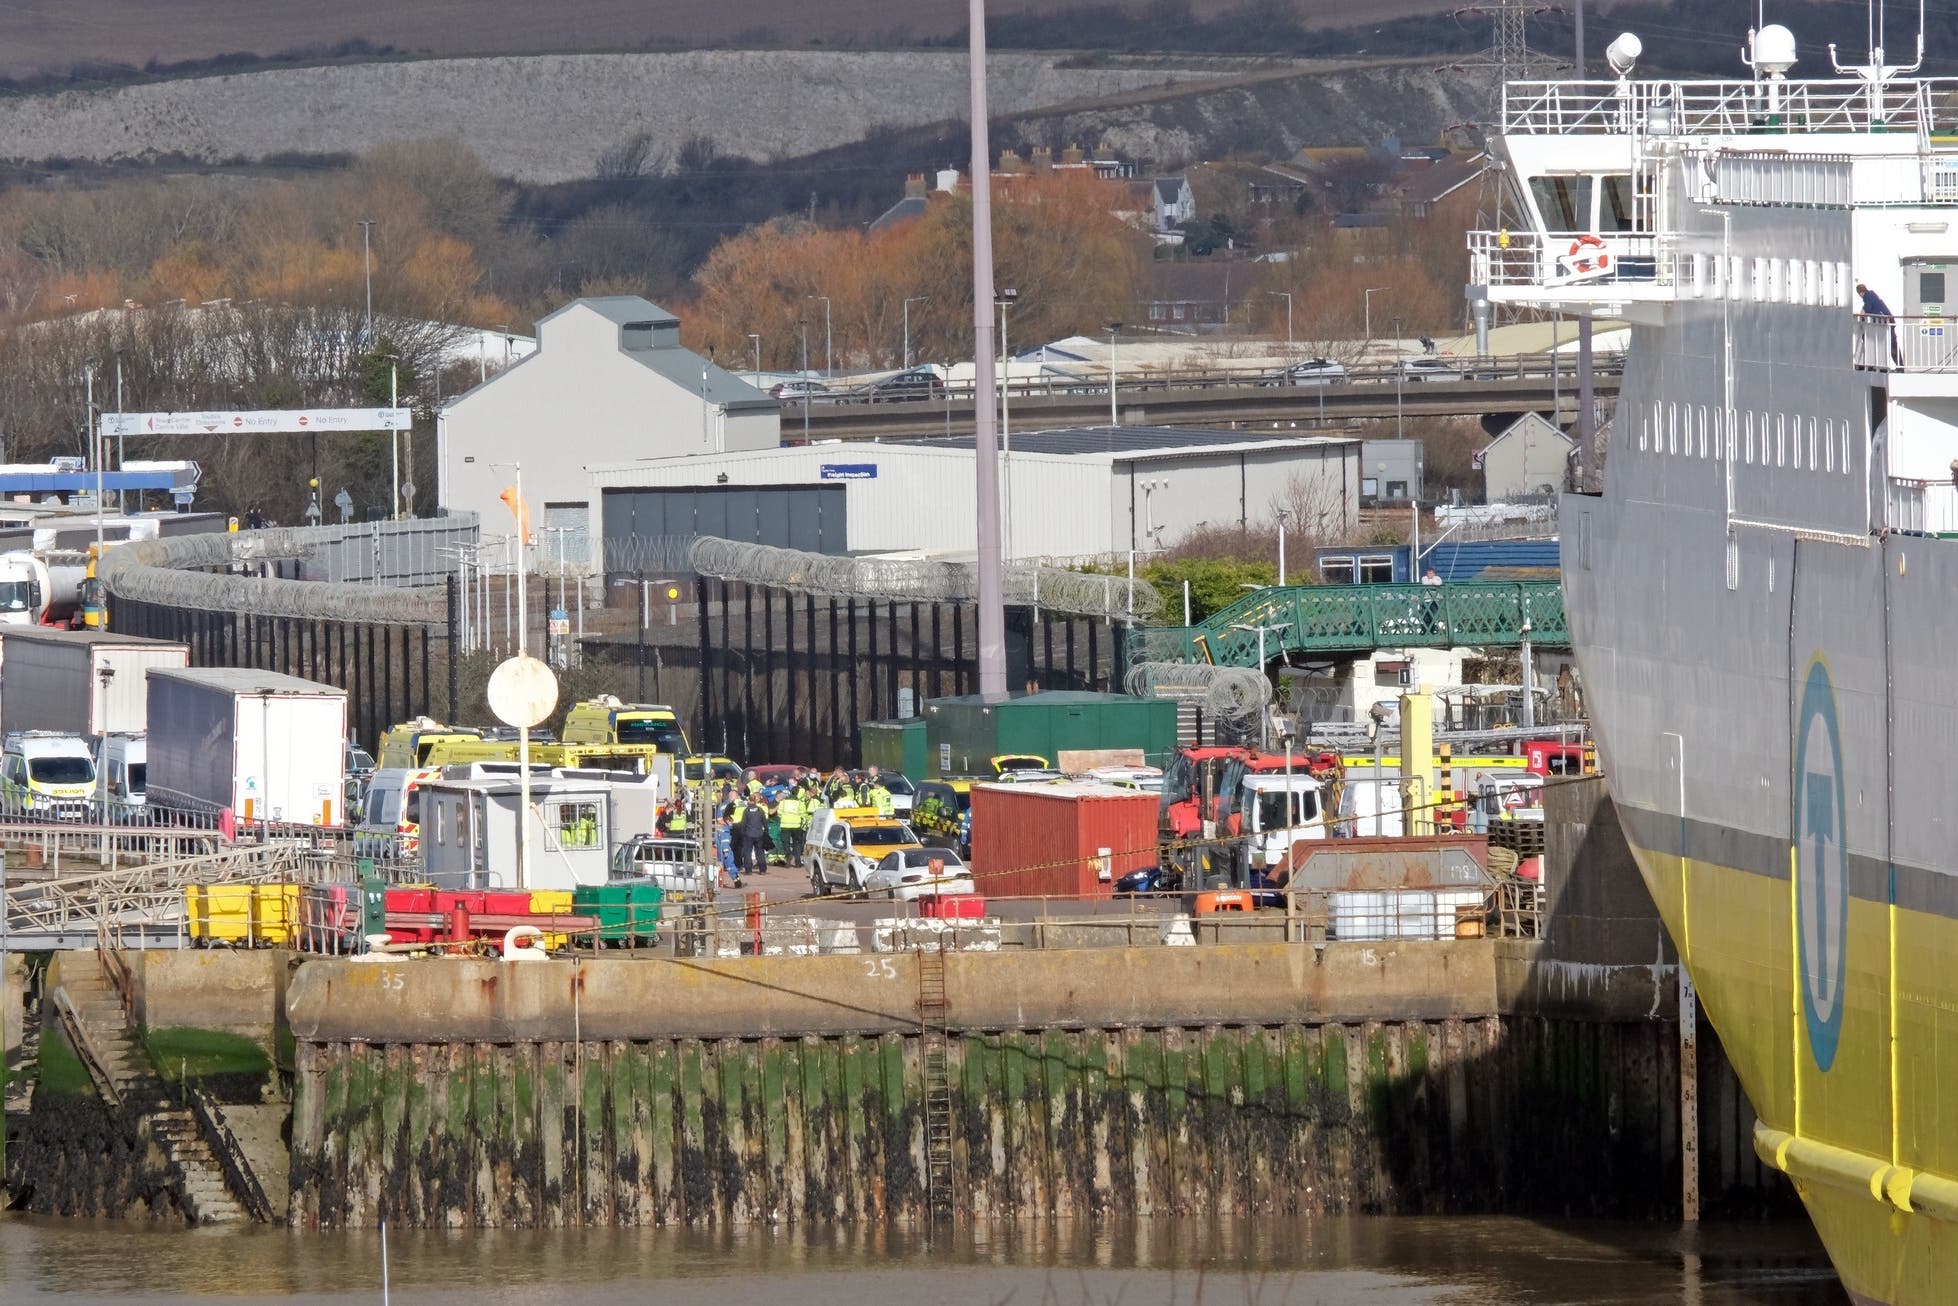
left=3, top=841, right=329, bottom=950
left=1141, top=580, right=1570, bottom=668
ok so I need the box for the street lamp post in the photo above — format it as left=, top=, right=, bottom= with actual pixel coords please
left=1391, top=315, right=1405, bottom=442
left=1229, top=621, right=1290, bottom=747
left=387, top=356, right=402, bottom=520
left=1276, top=507, right=1291, bottom=586
left=798, top=321, right=812, bottom=445
left=1363, top=286, right=1388, bottom=343
left=1107, top=323, right=1122, bottom=427
left=747, top=333, right=761, bottom=390
left=85, top=360, right=101, bottom=551
left=902, top=296, right=928, bottom=369
left=359, top=220, right=376, bottom=345
left=1267, top=291, right=1293, bottom=350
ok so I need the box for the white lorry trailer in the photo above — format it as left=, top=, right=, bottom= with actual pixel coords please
left=145, top=667, right=348, bottom=826
left=0, top=628, right=188, bottom=736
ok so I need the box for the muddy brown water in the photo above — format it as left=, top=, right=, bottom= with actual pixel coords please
left=0, top=1213, right=1847, bottom=1303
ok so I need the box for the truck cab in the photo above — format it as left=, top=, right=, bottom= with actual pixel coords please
left=1, top=732, right=97, bottom=820
left=1159, top=745, right=1334, bottom=884
left=804, top=805, right=924, bottom=894
left=560, top=697, right=691, bottom=754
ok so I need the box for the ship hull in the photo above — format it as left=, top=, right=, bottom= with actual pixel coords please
left=1562, top=389, right=1958, bottom=1306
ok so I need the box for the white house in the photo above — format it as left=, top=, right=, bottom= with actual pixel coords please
left=1476, top=413, right=1575, bottom=501
left=437, top=297, right=779, bottom=562
left=1153, top=177, right=1196, bottom=230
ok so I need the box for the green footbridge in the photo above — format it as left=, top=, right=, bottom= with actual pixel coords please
left=1141, top=580, right=1570, bottom=667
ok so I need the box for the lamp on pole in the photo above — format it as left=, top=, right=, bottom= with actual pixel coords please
left=1363, top=286, right=1387, bottom=343
left=1267, top=291, right=1293, bottom=350
left=747, top=333, right=761, bottom=390
left=798, top=320, right=812, bottom=445
left=84, top=358, right=101, bottom=551
left=385, top=354, right=402, bottom=520
left=1391, top=315, right=1405, bottom=442
left=806, top=296, right=831, bottom=375
left=1106, top=322, right=1122, bottom=427
left=1229, top=620, right=1290, bottom=747
left=1276, top=507, right=1291, bottom=586
left=358, top=220, right=376, bottom=346
left=967, top=0, right=1006, bottom=695
left=902, top=296, right=928, bottom=369
left=998, top=289, right=1018, bottom=557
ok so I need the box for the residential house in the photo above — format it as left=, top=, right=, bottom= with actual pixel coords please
left=1476, top=413, right=1575, bottom=501
left=1153, top=177, right=1196, bottom=230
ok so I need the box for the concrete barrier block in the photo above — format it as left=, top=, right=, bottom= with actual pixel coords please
left=1161, top=915, right=1196, bottom=946
left=872, top=917, right=1003, bottom=953
left=808, top=919, right=863, bottom=955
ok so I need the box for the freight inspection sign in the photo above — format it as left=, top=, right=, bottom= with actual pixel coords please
left=819, top=464, right=878, bottom=480
left=100, top=408, right=413, bottom=436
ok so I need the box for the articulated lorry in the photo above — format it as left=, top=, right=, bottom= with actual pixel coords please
left=0, top=628, right=188, bottom=736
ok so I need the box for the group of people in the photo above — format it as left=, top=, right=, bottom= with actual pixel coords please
left=653, top=766, right=899, bottom=890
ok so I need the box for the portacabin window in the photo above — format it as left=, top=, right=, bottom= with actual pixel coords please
left=1321, top=557, right=1357, bottom=585
left=1358, top=555, right=1396, bottom=584
left=548, top=800, right=602, bottom=851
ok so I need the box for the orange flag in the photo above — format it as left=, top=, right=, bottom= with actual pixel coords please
left=498, top=484, right=531, bottom=543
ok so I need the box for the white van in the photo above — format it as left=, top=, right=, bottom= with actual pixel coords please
left=96, top=732, right=147, bottom=808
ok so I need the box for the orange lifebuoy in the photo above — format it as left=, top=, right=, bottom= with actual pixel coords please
left=1565, top=233, right=1611, bottom=275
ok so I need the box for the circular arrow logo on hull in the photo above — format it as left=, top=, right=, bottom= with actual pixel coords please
left=1794, top=657, right=1849, bottom=1073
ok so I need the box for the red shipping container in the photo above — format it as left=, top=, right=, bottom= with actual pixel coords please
left=969, top=782, right=1158, bottom=900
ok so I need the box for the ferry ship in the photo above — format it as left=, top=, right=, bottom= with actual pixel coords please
left=1473, top=18, right=1958, bottom=1305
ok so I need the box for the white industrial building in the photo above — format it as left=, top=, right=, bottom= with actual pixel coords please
left=437, top=296, right=779, bottom=554
left=586, top=426, right=1360, bottom=574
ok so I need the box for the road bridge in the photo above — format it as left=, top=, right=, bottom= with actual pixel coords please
left=792, top=373, right=1621, bottom=441
left=1141, top=580, right=1570, bottom=667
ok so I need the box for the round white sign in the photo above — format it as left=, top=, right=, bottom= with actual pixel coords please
left=486, top=655, right=559, bottom=729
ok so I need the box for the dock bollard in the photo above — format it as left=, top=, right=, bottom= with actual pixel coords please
left=746, top=891, right=764, bottom=955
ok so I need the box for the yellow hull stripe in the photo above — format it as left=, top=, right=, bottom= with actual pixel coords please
left=1625, top=831, right=1958, bottom=1306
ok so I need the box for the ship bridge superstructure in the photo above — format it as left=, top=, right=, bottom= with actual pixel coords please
left=1472, top=29, right=1958, bottom=537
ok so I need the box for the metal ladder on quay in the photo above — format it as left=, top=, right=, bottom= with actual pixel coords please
left=918, top=942, right=955, bottom=1229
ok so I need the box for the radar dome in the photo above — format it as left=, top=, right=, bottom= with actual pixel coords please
left=1752, top=23, right=1797, bottom=75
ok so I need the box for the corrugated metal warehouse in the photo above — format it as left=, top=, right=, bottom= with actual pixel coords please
left=586, top=426, right=1360, bottom=572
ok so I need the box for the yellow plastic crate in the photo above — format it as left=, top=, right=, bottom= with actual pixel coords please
left=528, top=890, right=575, bottom=917
left=185, top=885, right=255, bottom=944
left=251, top=884, right=300, bottom=946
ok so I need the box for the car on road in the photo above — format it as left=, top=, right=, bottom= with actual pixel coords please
left=805, top=805, right=925, bottom=894
left=771, top=379, right=833, bottom=401
left=864, top=847, right=976, bottom=901
left=1261, top=358, right=1347, bottom=386
left=856, top=368, right=946, bottom=403
left=1397, top=357, right=1466, bottom=382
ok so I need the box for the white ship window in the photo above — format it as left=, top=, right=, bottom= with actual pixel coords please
left=1744, top=411, right=1754, bottom=464
left=1668, top=403, right=1678, bottom=455
left=1529, top=175, right=1591, bottom=231
left=1698, top=406, right=1709, bottom=459
left=1807, top=416, right=1818, bottom=469
left=1775, top=414, right=1785, bottom=467
left=1597, top=175, right=1636, bottom=233
left=1823, top=419, right=1834, bottom=472
left=1841, top=424, right=1852, bottom=474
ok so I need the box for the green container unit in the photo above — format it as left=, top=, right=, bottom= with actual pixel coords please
left=922, top=690, right=1179, bottom=778
left=573, top=881, right=665, bottom=944
left=859, top=717, right=928, bottom=780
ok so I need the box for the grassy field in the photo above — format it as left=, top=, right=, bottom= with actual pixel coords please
left=0, top=0, right=1454, bottom=79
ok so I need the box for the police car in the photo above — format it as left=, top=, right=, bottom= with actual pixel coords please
left=805, top=805, right=925, bottom=894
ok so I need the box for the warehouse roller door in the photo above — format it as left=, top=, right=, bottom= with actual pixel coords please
left=601, top=484, right=848, bottom=577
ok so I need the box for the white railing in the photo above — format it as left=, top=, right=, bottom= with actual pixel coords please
left=1503, top=77, right=1938, bottom=136
left=1853, top=316, right=1958, bottom=372
left=1468, top=229, right=1667, bottom=290
left=1885, top=478, right=1958, bottom=534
